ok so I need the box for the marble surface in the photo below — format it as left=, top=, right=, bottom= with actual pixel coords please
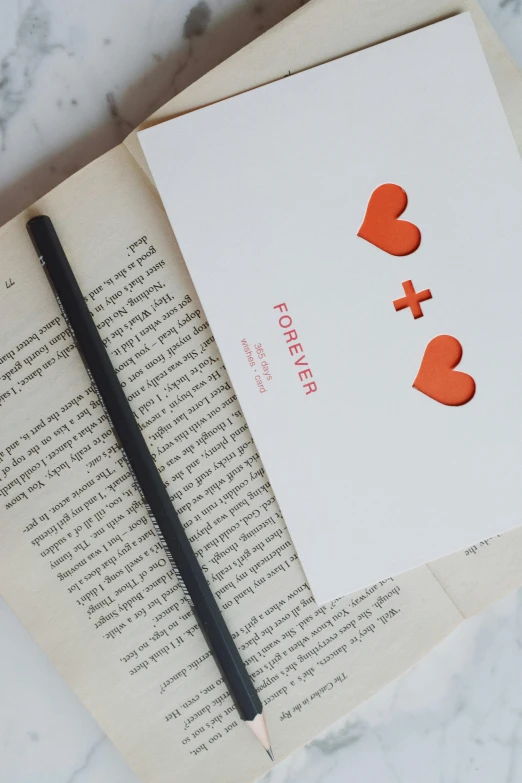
left=1, top=1, right=522, bottom=782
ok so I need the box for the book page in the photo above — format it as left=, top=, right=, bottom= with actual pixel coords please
left=427, top=530, right=522, bottom=617
left=0, top=144, right=462, bottom=783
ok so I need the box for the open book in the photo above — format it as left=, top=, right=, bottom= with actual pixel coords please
left=0, top=0, right=521, bottom=781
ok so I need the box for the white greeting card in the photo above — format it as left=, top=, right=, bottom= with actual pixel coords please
left=139, top=14, right=522, bottom=603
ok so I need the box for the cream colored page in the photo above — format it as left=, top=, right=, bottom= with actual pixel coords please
left=0, top=145, right=462, bottom=783
left=426, top=531, right=522, bottom=617
left=124, top=0, right=522, bottom=177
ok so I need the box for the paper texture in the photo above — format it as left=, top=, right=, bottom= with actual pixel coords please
left=0, top=0, right=520, bottom=781
left=0, top=146, right=462, bottom=783
left=139, top=14, right=522, bottom=603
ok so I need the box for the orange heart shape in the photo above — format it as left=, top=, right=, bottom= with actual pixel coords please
left=413, top=335, right=476, bottom=406
left=357, top=183, right=421, bottom=256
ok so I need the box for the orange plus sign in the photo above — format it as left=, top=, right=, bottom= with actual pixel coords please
left=393, top=280, right=432, bottom=319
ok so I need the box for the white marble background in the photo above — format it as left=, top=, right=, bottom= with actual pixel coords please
left=1, top=1, right=522, bottom=781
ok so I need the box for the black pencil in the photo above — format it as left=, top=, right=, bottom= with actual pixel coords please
left=27, top=215, right=273, bottom=761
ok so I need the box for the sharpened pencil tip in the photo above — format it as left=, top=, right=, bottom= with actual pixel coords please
left=246, top=712, right=272, bottom=756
